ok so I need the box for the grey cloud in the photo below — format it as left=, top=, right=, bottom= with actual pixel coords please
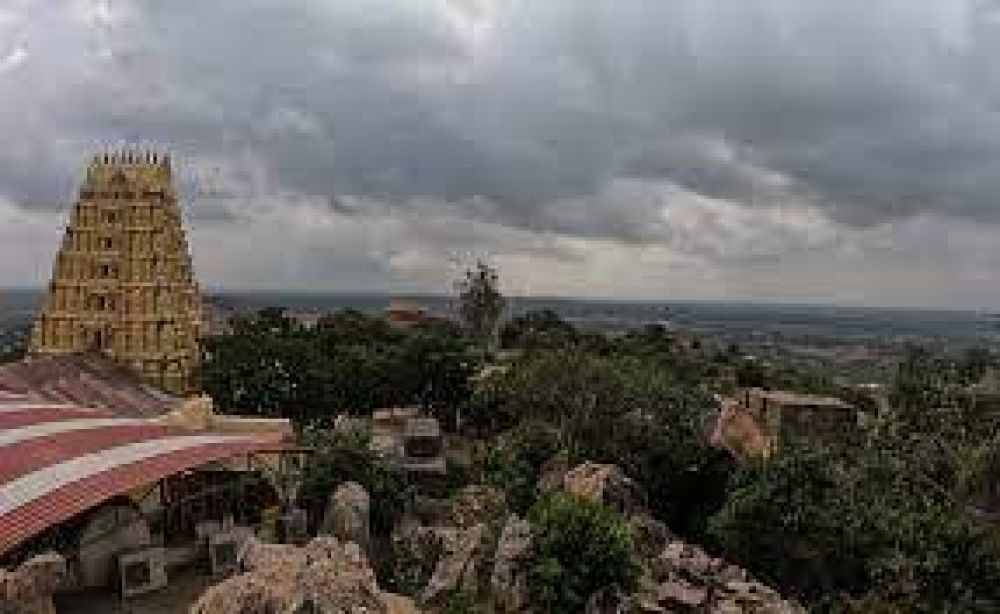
left=5, top=0, right=1000, bottom=303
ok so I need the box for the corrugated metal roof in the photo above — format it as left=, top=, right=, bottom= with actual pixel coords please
left=0, top=353, right=177, bottom=418
left=0, top=392, right=284, bottom=555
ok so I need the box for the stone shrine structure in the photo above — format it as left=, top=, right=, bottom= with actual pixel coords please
left=29, top=151, right=202, bottom=393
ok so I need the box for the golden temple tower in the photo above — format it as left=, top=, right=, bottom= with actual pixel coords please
left=29, top=151, right=203, bottom=394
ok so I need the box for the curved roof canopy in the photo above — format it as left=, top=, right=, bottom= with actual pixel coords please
left=0, top=389, right=283, bottom=555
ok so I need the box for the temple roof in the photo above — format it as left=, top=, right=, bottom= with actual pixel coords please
left=0, top=353, right=177, bottom=419
left=0, top=388, right=284, bottom=555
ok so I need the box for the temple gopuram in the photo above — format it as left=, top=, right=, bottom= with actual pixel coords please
left=29, top=151, right=202, bottom=394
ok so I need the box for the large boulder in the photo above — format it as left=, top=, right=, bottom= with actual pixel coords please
left=0, top=553, right=67, bottom=614
left=191, top=536, right=418, bottom=614
left=296, top=542, right=385, bottom=613
left=419, top=524, right=491, bottom=607
left=536, top=453, right=570, bottom=494
left=187, top=573, right=280, bottom=614
left=629, top=513, right=673, bottom=562
left=490, top=515, right=533, bottom=613
left=321, top=481, right=371, bottom=553
left=561, top=462, right=646, bottom=514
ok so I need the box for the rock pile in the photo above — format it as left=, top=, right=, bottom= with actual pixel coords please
left=490, top=515, right=533, bottom=613
left=392, top=486, right=506, bottom=608
left=551, top=460, right=803, bottom=614
left=418, top=524, right=490, bottom=606
left=190, top=536, right=418, bottom=614
left=636, top=538, right=805, bottom=613
left=0, top=553, right=67, bottom=614
left=192, top=468, right=803, bottom=613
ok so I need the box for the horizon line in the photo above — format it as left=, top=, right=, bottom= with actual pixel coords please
left=0, top=285, right=993, bottom=314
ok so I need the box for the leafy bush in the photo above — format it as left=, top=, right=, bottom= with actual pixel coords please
left=384, top=530, right=444, bottom=597
left=442, top=590, right=480, bottom=614
left=477, top=420, right=563, bottom=513
left=527, top=492, right=639, bottom=613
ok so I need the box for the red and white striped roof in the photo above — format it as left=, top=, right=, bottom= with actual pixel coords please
left=0, top=390, right=284, bottom=555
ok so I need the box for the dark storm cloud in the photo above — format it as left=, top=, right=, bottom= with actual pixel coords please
left=2, top=0, right=999, bottom=249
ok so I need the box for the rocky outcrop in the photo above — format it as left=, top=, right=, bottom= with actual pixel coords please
left=561, top=461, right=646, bottom=514
left=387, top=484, right=508, bottom=607
left=553, top=462, right=801, bottom=613
left=636, top=539, right=805, bottom=613
left=321, top=481, right=371, bottom=553
left=628, top=512, right=673, bottom=562
left=490, top=515, right=533, bottom=613
left=536, top=453, right=570, bottom=494
left=399, top=455, right=802, bottom=613
left=190, top=536, right=418, bottom=614
left=0, top=553, right=67, bottom=614
left=419, top=524, right=491, bottom=607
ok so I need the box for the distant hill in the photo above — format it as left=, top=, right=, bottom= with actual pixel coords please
left=2, top=288, right=997, bottom=346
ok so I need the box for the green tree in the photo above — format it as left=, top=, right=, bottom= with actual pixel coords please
left=455, top=259, right=506, bottom=350
left=201, top=307, right=478, bottom=426
left=527, top=492, right=639, bottom=613
left=499, top=309, right=578, bottom=351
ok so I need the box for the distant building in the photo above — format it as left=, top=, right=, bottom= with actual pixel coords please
left=282, top=309, right=328, bottom=330
left=29, top=151, right=202, bottom=394
left=710, top=388, right=856, bottom=458
left=201, top=296, right=237, bottom=336
left=387, top=297, right=429, bottom=328
left=741, top=388, right=856, bottom=441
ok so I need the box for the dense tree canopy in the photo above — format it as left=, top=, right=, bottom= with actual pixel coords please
left=201, top=308, right=479, bottom=425
left=499, top=309, right=579, bottom=351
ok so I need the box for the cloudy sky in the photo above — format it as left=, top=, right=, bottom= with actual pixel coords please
left=2, top=1, right=1000, bottom=308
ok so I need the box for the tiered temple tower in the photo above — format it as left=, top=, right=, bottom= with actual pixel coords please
left=29, top=151, right=203, bottom=394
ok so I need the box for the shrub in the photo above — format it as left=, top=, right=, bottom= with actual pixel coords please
left=477, top=421, right=563, bottom=513
left=385, top=530, right=444, bottom=597
left=526, top=492, right=639, bottom=613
